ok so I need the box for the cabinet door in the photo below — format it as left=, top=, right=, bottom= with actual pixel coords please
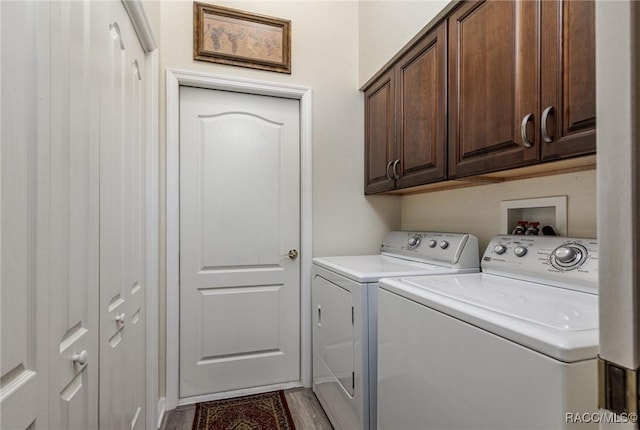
left=540, top=0, right=595, bottom=160
left=448, top=0, right=538, bottom=178
left=364, top=69, right=395, bottom=194
left=395, top=22, right=447, bottom=189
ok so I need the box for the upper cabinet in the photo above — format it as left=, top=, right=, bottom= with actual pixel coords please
left=364, top=69, right=395, bottom=194
left=363, top=0, right=596, bottom=193
left=540, top=0, right=596, bottom=160
left=395, top=23, right=447, bottom=189
left=448, top=1, right=538, bottom=178
left=448, top=0, right=596, bottom=178
left=364, top=22, right=447, bottom=194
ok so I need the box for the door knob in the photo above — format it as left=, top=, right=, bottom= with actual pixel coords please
left=115, top=312, right=126, bottom=324
left=288, top=249, right=298, bottom=260
left=72, top=350, right=88, bottom=366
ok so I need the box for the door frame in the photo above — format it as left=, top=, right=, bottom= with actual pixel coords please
left=165, top=69, right=313, bottom=409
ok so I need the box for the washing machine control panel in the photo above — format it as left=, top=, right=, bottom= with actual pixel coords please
left=380, top=231, right=480, bottom=270
left=482, top=235, right=598, bottom=294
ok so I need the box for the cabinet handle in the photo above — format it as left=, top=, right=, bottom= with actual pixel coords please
left=541, top=106, right=554, bottom=143
left=386, top=161, right=393, bottom=180
left=392, top=159, right=400, bottom=179
left=520, top=113, right=534, bottom=148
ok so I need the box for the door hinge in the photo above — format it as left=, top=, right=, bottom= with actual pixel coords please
left=352, top=371, right=355, bottom=390
left=598, top=356, right=639, bottom=415
left=351, top=307, right=354, bottom=325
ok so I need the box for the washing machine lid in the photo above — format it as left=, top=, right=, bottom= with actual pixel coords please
left=379, top=273, right=599, bottom=362
left=312, top=255, right=478, bottom=283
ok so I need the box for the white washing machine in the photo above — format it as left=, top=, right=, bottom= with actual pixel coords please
left=377, top=235, right=599, bottom=430
left=312, top=231, right=480, bottom=430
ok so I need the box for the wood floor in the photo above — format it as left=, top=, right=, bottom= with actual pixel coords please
left=162, top=387, right=333, bottom=430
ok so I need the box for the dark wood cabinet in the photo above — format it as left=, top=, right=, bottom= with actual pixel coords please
left=540, top=0, right=596, bottom=160
left=395, top=23, right=447, bottom=189
left=364, top=22, right=447, bottom=194
left=448, top=0, right=595, bottom=178
left=448, top=0, right=539, bottom=178
left=364, top=69, right=395, bottom=194
left=363, top=0, right=596, bottom=193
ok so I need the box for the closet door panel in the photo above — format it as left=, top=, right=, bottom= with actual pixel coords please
left=98, top=2, right=147, bottom=429
left=0, top=2, right=51, bottom=428
left=48, top=1, right=100, bottom=428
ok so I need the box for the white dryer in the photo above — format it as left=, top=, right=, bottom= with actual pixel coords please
left=377, top=235, right=599, bottom=430
left=312, top=231, right=480, bottom=430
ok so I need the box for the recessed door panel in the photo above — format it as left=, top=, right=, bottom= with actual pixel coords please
left=199, top=114, right=282, bottom=268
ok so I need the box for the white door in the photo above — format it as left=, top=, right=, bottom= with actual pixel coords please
left=179, top=87, right=301, bottom=398
left=98, top=1, right=147, bottom=429
left=48, top=1, right=100, bottom=428
left=0, top=2, right=51, bottom=428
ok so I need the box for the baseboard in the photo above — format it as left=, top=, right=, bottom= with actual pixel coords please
left=157, top=397, right=167, bottom=430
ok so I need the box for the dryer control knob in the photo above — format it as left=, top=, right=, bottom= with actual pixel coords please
left=514, top=246, right=527, bottom=257
left=494, top=245, right=507, bottom=255
left=439, top=241, right=449, bottom=249
left=407, top=235, right=421, bottom=249
left=429, top=240, right=437, bottom=248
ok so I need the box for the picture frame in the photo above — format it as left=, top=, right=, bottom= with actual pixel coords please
left=193, top=2, right=291, bottom=74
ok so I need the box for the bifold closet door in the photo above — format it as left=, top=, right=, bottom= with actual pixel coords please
left=97, top=1, right=147, bottom=429
left=1, top=1, right=147, bottom=429
left=1, top=2, right=51, bottom=428
left=48, top=1, right=101, bottom=428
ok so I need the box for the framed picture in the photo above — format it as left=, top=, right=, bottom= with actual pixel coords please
left=193, top=2, right=291, bottom=74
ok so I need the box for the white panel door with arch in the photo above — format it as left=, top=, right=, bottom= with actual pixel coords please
left=179, top=87, right=301, bottom=398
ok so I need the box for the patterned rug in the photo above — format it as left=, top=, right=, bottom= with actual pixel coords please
left=192, top=391, right=296, bottom=430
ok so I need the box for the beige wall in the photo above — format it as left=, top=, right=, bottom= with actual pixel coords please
left=402, top=171, right=598, bottom=252
left=142, top=0, right=161, bottom=41
left=358, top=0, right=448, bottom=85
left=156, top=0, right=400, bottom=398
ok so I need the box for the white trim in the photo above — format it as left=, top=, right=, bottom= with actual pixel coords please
left=177, top=381, right=303, bottom=407
left=144, top=49, right=159, bottom=430
left=121, top=0, right=157, bottom=51
left=121, top=2, right=159, bottom=429
left=165, top=69, right=313, bottom=410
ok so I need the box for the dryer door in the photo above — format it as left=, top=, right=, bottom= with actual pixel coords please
left=313, top=275, right=355, bottom=396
